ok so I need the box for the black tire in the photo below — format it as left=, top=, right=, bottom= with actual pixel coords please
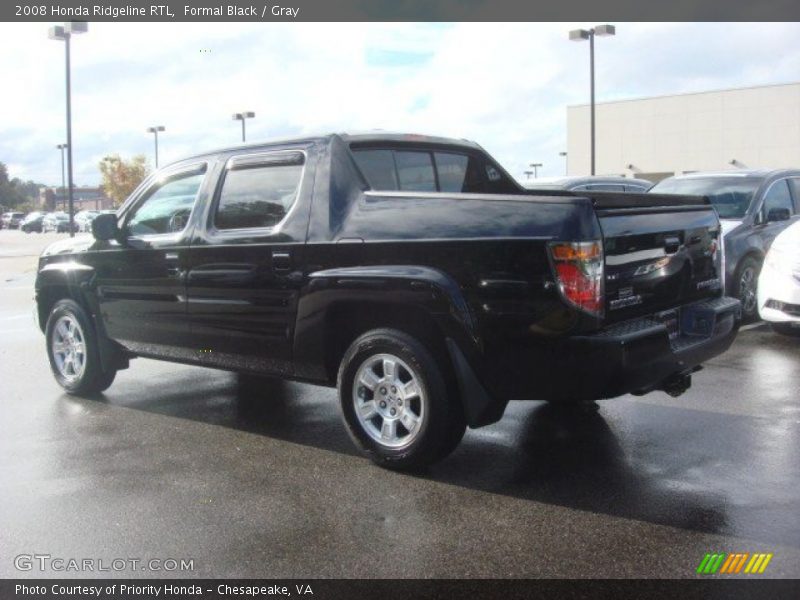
left=45, top=299, right=117, bottom=395
left=772, top=323, right=800, bottom=337
left=733, top=256, right=762, bottom=322
left=338, top=328, right=466, bottom=471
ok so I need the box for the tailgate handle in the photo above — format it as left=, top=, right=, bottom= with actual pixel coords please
left=664, top=236, right=680, bottom=254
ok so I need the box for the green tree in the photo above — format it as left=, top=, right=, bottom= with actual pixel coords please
left=98, top=154, right=149, bottom=207
left=0, top=162, right=27, bottom=209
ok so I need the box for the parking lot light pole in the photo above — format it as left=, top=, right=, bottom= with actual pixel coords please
left=56, top=144, right=68, bottom=210
left=523, top=170, right=534, bottom=180
left=146, top=126, right=165, bottom=168
left=232, top=111, right=255, bottom=142
left=49, top=21, right=88, bottom=238
left=569, top=24, right=615, bottom=176
left=529, top=162, right=542, bottom=178
left=559, top=151, right=568, bottom=175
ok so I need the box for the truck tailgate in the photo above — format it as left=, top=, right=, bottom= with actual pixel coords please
left=589, top=192, right=723, bottom=324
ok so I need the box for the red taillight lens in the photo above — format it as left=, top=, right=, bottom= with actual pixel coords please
left=548, top=241, right=604, bottom=316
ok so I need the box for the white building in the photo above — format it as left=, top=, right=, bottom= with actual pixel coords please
left=566, top=81, right=800, bottom=182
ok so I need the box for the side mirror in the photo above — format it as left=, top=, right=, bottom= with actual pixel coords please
left=92, top=213, right=119, bottom=241
left=767, top=207, right=791, bottom=222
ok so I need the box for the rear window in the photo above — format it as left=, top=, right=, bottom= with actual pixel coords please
left=351, top=147, right=516, bottom=194
left=395, top=151, right=436, bottom=192
left=650, top=177, right=761, bottom=219
left=434, top=153, right=470, bottom=192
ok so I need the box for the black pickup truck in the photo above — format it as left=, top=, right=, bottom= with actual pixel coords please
left=35, top=133, right=740, bottom=469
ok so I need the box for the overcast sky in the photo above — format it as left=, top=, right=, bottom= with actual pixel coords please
left=1, top=22, right=799, bottom=186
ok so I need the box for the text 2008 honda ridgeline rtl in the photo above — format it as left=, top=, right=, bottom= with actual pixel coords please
left=35, top=133, right=740, bottom=469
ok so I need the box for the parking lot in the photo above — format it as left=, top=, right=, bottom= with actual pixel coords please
left=1, top=229, right=799, bottom=578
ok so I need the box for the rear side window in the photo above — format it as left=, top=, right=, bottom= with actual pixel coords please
left=352, top=148, right=513, bottom=194
left=215, top=152, right=304, bottom=230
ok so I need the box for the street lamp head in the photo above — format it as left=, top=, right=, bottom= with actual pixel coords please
left=233, top=112, right=255, bottom=120
left=48, top=26, right=66, bottom=41
left=569, top=29, right=591, bottom=42
left=65, top=21, right=88, bottom=35
left=244, top=111, right=255, bottom=119
left=530, top=162, right=543, bottom=168
left=56, top=143, right=68, bottom=150
left=147, top=126, right=165, bottom=133
left=594, top=24, right=616, bottom=37
left=559, top=151, right=568, bottom=157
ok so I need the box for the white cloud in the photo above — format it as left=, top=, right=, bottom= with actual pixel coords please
left=0, top=22, right=799, bottom=185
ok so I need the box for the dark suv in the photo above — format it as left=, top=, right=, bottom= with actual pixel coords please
left=650, top=170, right=800, bottom=320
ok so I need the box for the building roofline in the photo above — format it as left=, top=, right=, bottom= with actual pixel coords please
left=567, top=80, right=800, bottom=109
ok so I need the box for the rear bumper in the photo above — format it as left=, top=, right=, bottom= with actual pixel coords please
left=485, top=296, right=741, bottom=403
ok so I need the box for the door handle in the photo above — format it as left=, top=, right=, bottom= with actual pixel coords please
left=272, top=250, right=292, bottom=272
left=165, top=252, right=181, bottom=278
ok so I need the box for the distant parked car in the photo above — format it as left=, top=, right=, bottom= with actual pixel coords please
left=649, top=170, right=800, bottom=320
left=523, top=176, right=653, bottom=193
left=2, top=211, right=27, bottom=229
left=42, top=213, right=59, bottom=233
left=43, top=212, right=77, bottom=233
left=758, top=220, right=800, bottom=336
left=74, top=210, right=100, bottom=232
left=21, top=212, right=45, bottom=233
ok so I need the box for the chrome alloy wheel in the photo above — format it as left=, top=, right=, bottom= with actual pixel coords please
left=51, top=315, right=87, bottom=383
left=352, top=353, right=426, bottom=449
left=740, top=266, right=757, bottom=315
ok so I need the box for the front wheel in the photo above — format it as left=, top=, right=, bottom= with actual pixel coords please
left=338, top=329, right=466, bottom=471
left=45, top=299, right=117, bottom=395
left=734, top=256, right=761, bottom=321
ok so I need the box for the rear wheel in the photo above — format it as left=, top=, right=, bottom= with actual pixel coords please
left=45, top=299, right=117, bottom=395
left=338, top=328, right=466, bottom=470
left=734, top=256, right=761, bottom=321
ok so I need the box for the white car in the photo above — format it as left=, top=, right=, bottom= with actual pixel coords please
left=758, top=220, right=800, bottom=336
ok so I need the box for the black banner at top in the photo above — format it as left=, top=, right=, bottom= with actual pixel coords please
left=4, top=0, right=800, bottom=22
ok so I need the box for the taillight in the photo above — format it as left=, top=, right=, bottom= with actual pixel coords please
left=548, top=241, right=604, bottom=316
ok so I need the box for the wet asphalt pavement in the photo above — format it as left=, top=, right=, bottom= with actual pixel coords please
left=1, top=230, right=799, bottom=578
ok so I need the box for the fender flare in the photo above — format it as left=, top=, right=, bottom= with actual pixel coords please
left=36, top=262, right=125, bottom=373
left=293, top=265, right=504, bottom=427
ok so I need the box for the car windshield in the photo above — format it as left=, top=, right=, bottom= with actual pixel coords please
left=649, top=176, right=761, bottom=219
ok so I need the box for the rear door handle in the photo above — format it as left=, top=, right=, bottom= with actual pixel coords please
left=272, top=250, right=292, bottom=272
left=165, top=252, right=182, bottom=277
